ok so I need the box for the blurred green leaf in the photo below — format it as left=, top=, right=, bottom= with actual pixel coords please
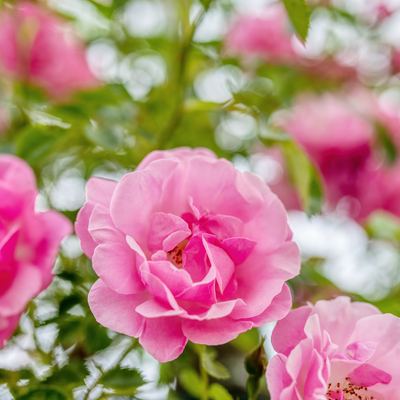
left=201, top=348, right=230, bottom=380
left=281, top=0, right=311, bottom=41
left=17, top=388, right=68, bottom=400
left=100, top=367, right=145, bottom=394
left=179, top=369, right=204, bottom=399
left=209, top=383, right=234, bottom=400
left=44, top=362, right=87, bottom=387
left=16, top=126, right=67, bottom=165
left=230, top=328, right=260, bottom=353
left=84, top=317, right=112, bottom=353
left=376, top=123, right=397, bottom=166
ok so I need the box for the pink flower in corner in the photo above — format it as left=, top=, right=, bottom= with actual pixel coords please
left=266, top=297, right=400, bottom=399
left=224, top=4, right=297, bottom=64
left=0, top=155, right=72, bottom=347
left=0, top=1, right=97, bottom=99
left=76, top=147, right=300, bottom=362
left=283, top=89, right=400, bottom=221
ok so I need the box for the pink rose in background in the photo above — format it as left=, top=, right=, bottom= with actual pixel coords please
left=224, top=3, right=297, bottom=64
left=0, top=155, right=72, bottom=347
left=266, top=297, right=400, bottom=399
left=0, top=1, right=97, bottom=99
left=283, top=89, right=400, bottom=221
left=76, top=147, right=300, bottom=362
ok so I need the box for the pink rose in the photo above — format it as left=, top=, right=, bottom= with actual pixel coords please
left=76, top=148, right=300, bottom=362
left=0, top=155, right=72, bottom=347
left=266, top=296, right=400, bottom=399
left=283, top=90, right=400, bottom=221
left=224, top=4, right=297, bottom=64
left=0, top=1, right=97, bottom=99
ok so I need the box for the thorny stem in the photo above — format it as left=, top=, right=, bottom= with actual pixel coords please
left=156, top=3, right=209, bottom=150
left=82, top=339, right=138, bottom=400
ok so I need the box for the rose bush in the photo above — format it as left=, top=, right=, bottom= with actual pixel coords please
left=0, top=155, right=72, bottom=347
left=266, top=296, right=400, bottom=399
left=76, top=147, right=300, bottom=362
left=0, top=1, right=97, bottom=99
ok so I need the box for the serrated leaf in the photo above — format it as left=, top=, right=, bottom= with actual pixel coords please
left=281, top=0, right=311, bottom=41
left=100, top=367, right=145, bottom=393
left=201, top=349, right=230, bottom=380
left=179, top=369, right=204, bottom=399
left=209, top=383, right=234, bottom=400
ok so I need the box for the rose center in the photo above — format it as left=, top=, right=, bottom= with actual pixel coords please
left=326, top=378, right=376, bottom=400
left=167, top=239, right=189, bottom=269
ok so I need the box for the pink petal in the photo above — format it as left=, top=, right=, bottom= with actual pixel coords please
left=88, top=279, right=149, bottom=337
left=111, top=159, right=179, bottom=249
left=75, top=177, right=117, bottom=258
left=201, top=214, right=244, bottom=240
left=266, top=354, right=292, bottom=400
left=182, top=317, right=253, bottom=345
left=345, top=341, right=378, bottom=362
left=135, top=299, right=185, bottom=318
left=348, top=363, right=392, bottom=386
left=222, top=237, right=256, bottom=265
left=230, top=241, right=300, bottom=320
left=0, top=314, right=20, bottom=349
left=147, top=260, right=192, bottom=296
left=147, top=212, right=191, bottom=253
left=202, top=236, right=234, bottom=294
left=243, top=283, right=292, bottom=327
left=0, top=263, right=42, bottom=317
left=139, top=317, right=187, bottom=362
left=271, top=305, right=312, bottom=356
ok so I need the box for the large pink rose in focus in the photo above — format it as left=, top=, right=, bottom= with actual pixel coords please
left=0, top=1, right=97, bottom=99
left=76, top=148, right=300, bottom=362
left=266, top=297, right=400, bottom=399
left=0, top=155, right=72, bottom=347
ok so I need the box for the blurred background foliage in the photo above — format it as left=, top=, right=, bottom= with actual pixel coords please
left=1, top=0, right=400, bottom=398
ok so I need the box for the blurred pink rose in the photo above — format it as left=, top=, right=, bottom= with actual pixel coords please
left=0, top=155, right=72, bottom=347
left=266, top=297, right=400, bottom=399
left=224, top=4, right=297, bottom=64
left=283, top=90, right=400, bottom=221
left=0, top=1, right=97, bottom=99
left=76, top=147, right=300, bottom=362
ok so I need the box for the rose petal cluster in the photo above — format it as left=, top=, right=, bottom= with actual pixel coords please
left=76, top=147, right=300, bottom=362
left=0, top=1, right=97, bottom=99
left=0, top=155, right=72, bottom=347
left=283, top=89, right=400, bottom=221
left=266, top=296, right=400, bottom=399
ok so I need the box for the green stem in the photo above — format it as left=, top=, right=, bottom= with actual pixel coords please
left=200, top=354, right=209, bottom=400
left=82, top=339, right=137, bottom=400
left=156, top=6, right=207, bottom=150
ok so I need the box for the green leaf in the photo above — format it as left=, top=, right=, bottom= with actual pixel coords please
left=44, top=362, right=87, bottom=387
left=209, top=383, right=234, bottom=400
left=16, top=125, right=67, bottom=165
left=280, top=142, right=323, bottom=216
left=281, top=0, right=311, bottom=41
left=84, top=317, right=112, bottom=353
left=376, top=123, right=397, bottom=166
left=179, top=369, right=204, bottom=399
left=199, top=0, right=213, bottom=10
left=201, top=348, right=230, bottom=380
left=230, top=328, right=260, bottom=353
left=100, top=367, right=145, bottom=394
left=17, top=388, right=68, bottom=400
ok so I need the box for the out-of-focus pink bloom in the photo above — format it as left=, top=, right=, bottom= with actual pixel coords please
left=0, top=1, right=97, bottom=99
left=76, top=147, right=300, bottom=362
left=266, top=297, right=400, bottom=399
left=0, top=155, right=72, bottom=348
left=391, top=48, right=400, bottom=74
left=224, top=4, right=297, bottom=64
left=283, top=89, right=400, bottom=221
